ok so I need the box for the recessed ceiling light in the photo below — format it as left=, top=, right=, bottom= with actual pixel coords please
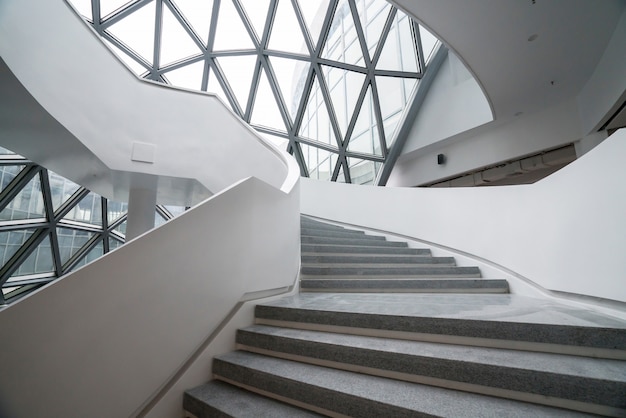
left=528, top=34, right=539, bottom=42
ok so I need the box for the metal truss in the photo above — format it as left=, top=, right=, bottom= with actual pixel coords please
left=0, top=153, right=180, bottom=304
left=79, top=0, right=433, bottom=184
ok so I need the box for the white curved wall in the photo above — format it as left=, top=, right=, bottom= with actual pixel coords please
left=303, top=129, right=626, bottom=304
left=0, top=175, right=300, bottom=418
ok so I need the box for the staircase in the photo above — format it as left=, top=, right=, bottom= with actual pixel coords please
left=184, top=216, right=626, bottom=417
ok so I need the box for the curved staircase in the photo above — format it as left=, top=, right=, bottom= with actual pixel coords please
left=184, top=216, right=626, bottom=417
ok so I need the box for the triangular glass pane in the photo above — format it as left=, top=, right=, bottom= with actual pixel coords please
left=0, top=230, right=35, bottom=267
left=0, top=173, right=45, bottom=221
left=296, top=0, right=330, bottom=48
left=419, top=24, right=440, bottom=65
left=71, top=0, right=93, bottom=20
left=11, top=235, right=55, bottom=277
left=251, top=69, right=286, bottom=132
left=70, top=241, right=104, bottom=272
left=155, top=210, right=168, bottom=227
left=106, top=1, right=156, bottom=64
left=173, top=0, right=214, bottom=46
left=268, top=57, right=310, bottom=121
left=348, top=86, right=382, bottom=156
left=47, top=171, right=81, bottom=212
left=213, top=0, right=255, bottom=50
left=164, top=205, right=186, bottom=218
left=103, top=39, right=149, bottom=75
left=57, top=227, right=96, bottom=266
left=163, top=60, right=205, bottom=90
left=0, top=146, right=16, bottom=154
left=109, top=237, right=124, bottom=250
left=207, top=70, right=232, bottom=107
left=160, top=5, right=203, bottom=66
left=239, top=0, right=271, bottom=42
left=63, top=192, right=103, bottom=226
left=299, top=76, right=337, bottom=148
left=376, top=11, right=418, bottom=72
left=268, top=0, right=308, bottom=54
left=376, top=76, right=417, bottom=144
left=216, top=55, right=257, bottom=111
left=321, top=0, right=362, bottom=65
left=347, top=157, right=380, bottom=185
left=0, top=165, right=25, bottom=193
left=355, top=0, right=390, bottom=57
left=321, top=65, right=366, bottom=137
left=299, top=143, right=336, bottom=181
left=107, top=201, right=128, bottom=224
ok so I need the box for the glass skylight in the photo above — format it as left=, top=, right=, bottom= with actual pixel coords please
left=76, top=0, right=438, bottom=184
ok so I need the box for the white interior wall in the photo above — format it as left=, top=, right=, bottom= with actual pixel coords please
left=302, top=129, right=626, bottom=304
left=0, top=176, right=300, bottom=418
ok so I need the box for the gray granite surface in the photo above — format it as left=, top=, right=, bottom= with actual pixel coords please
left=300, top=278, right=509, bottom=292
left=301, top=244, right=430, bottom=255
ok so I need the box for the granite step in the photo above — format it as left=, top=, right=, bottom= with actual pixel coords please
left=300, top=265, right=482, bottom=278
left=301, top=244, right=430, bottom=256
left=236, top=324, right=626, bottom=416
left=212, top=351, right=593, bottom=417
left=254, top=293, right=626, bottom=359
left=301, top=235, right=408, bottom=247
left=300, top=278, right=509, bottom=293
left=300, top=227, right=367, bottom=239
left=301, top=254, right=455, bottom=265
left=300, top=218, right=346, bottom=231
left=184, top=380, right=324, bottom=418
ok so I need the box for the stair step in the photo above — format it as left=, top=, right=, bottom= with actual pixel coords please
left=237, top=325, right=626, bottom=415
left=301, top=244, right=430, bottom=256
left=255, top=293, right=626, bottom=359
left=184, top=380, right=323, bottom=418
left=300, top=227, right=367, bottom=239
left=300, top=219, right=347, bottom=231
left=301, top=235, right=406, bottom=246
left=301, top=254, right=455, bottom=265
left=213, top=351, right=593, bottom=417
left=300, top=265, right=481, bottom=278
left=300, top=278, right=509, bottom=293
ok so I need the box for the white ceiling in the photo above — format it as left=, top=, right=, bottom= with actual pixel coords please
left=391, top=0, right=625, bottom=120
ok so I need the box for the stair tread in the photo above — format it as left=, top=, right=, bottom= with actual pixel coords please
left=184, top=380, right=323, bottom=418
left=301, top=255, right=450, bottom=263
left=300, top=265, right=481, bottom=277
left=214, top=351, right=593, bottom=417
left=239, top=325, right=626, bottom=384
left=300, top=278, right=509, bottom=292
left=301, top=245, right=430, bottom=255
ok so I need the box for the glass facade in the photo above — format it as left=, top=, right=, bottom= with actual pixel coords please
left=0, top=147, right=184, bottom=304
left=72, top=0, right=440, bottom=184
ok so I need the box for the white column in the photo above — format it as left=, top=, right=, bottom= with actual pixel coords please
left=126, top=177, right=158, bottom=241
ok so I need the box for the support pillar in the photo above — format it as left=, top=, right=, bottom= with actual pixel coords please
left=126, top=176, right=158, bottom=241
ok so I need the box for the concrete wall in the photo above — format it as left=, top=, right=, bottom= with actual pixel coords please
left=303, top=129, right=626, bottom=304
left=0, top=174, right=300, bottom=418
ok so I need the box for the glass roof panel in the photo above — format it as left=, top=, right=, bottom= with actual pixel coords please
left=0, top=165, right=25, bottom=193
left=251, top=68, right=286, bottom=132
left=10, top=234, right=55, bottom=278
left=62, top=192, right=103, bottom=226
left=355, top=0, right=390, bottom=57
left=216, top=55, right=257, bottom=112
left=57, top=227, right=95, bottom=266
left=47, top=170, right=80, bottom=212
left=238, top=0, right=271, bottom=42
left=100, top=0, right=129, bottom=18
left=160, top=4, right=203, bottom=66
left=213, top=0, right=255, bottom=51
left=376, top=75, right=417, bottom=146
left=321, top=65, right=366, bottom=138
left=109, top=237, right=124, bottom=250
left=300, top=143, right=336, bottom=181
left=207, top=69, right=232, bottom=107
left=268, top=0, right=308, bottom=54
left=299, top=75, right=337, bottom=148
left=269, top=56, right=310, bottom=122
left=376, top=10, right=418, bottom=72
left=0, top=230, right=34, bottom=268
left=0, top=173, right=45, bottom=221
left=70, top=241, right=104, bottom=272
left=419, top=24, right=439, bottom=65
left=348, top=157, right=381, bottom=185
left=296, top=0, right=330, bottom=49
left=347, top=85, right=382, bottom=156
left=106, top=1, right=156, bottom=64
left=173, top=0, right=214, bottom=46
left=164, top=60, right=205, bottom=90
left=321, top=0, right=362, bottom=66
